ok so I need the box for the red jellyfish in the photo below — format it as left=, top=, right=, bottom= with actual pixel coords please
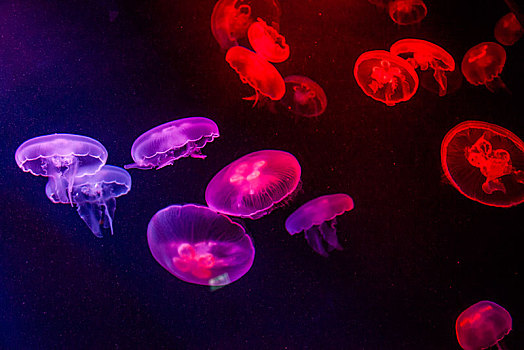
left=281, top=75, right=327, bottom=118
left=247, top=18, right=289, bottom=63
left=441, top=121, right=524, bottom=207
left=495, top=12, right=524, bottom=46
left=354, top=50, right=419, bottom=106
left=205, top=150, right=301, bottom=219
left=456, top=301, right=512, bottom=350
left=461, top=42, right=508, bottom=93
left=388, top=0, right=427, bottom=25
left=148, top=204, right=255, bottom=286
left=390, top=38, right=455, bottom=96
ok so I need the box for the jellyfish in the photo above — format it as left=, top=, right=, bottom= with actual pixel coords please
left=456, top=301, right=512, bottom=350
left=388, top=0, right=427, bottom=25
left=354, top=50, right=419, bottom=106
left=15, top=134, right=108, bottom=204
left=441, top=121, right=524, bottom=207
left=495, top=12, right=524, bottom=46
left=247, top=18, right=289, bottom=63
left=226, top=46, right=285, bottom=106
left=147, top=204, right=255, bottom=286
left=461, top=42, right=508, bottom=93
left=205, top=150, right=301, bottom=219
left=280, top=75, right=327, bottom=118
left=124, top=117, right=219, bottom=170
left=390, top=39, right=455, bottom=96
left=285, top=194, right=354, bottom=257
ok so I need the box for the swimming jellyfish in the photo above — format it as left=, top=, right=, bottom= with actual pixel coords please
left=456, top=301, right=512, bottom=350
left=206, top=150, right=301, bottom=219
left=441, top=121, right=524, bottom=207
left=247, top=18, right=289, bottom=63
left=461, top=42, right=508, bottom=93
left=15, top=133, right=108, bottom=203
left=495, top=12, right=524, bottom=46
left=281, top=75, right=327, bottom=118
left=285, top=194, right=354, bottom=257
left=388, top=0, right=427, bottom=25
left=124, top=117, right=219, bottom=170
left=147, top=204, right=255, bottom=286
left=354, top=50, right=419, bottom=106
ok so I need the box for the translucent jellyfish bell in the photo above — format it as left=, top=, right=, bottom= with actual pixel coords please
left=147, top=204, right=255, bottom=286
left=388, top=0, right=427, bottom=25
left=247, top=18, right=289, bottom=63
left=495, top=12, right=524, bottom=46
left=281, top=75, right=327, bottom=118
left=461, top=42, right=508, bottom=93
left=15, top=134, right=108, bottom=204
left=285, top=194, right=354, bottom=257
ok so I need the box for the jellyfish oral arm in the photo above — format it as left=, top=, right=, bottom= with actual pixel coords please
left=304, top=219, right=343, bottom=257
left=44, top=155, right=80, bottom=204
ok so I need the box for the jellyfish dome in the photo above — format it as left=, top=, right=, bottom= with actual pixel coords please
left=461, top=42, right=507, bottom=93
left=124, top=117, right=219, bottom=170
left=441, top=121, right=524, bottom=207
left=147, top=204, right=255, bottom=286
left=281, top=75, right=327, bottom=118
left=354, top=50, right=419, bottom=106
left=388, top=0, right=427, bottom=25
left=15, top=133, right=108, bottom=203
left=285, top=194, right=354, bottom=257
left=247, top=18, right=289, bottom=63
left=495, top=12, right=524, bottom=46
left=456, top=301, right=512, bottom=350
left=206, top=150, right=301, bottom=219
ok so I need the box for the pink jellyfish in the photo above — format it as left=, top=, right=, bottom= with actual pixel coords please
left=461, top=42, right=508, bottom=93
left=281, top=75, right=327, bottom=118
left=247, top=18, right=289, bottom=63
left=495, top=12, right=524, bottom=46
left=148, top=204, right=254, bottom=286
left=205, top=150, right=301, bottom=219
left=388, top=0, right=427, bottom=25
left=456, top=301, right=512, bottom=350
left=354, top=50, right=419, bottom=106
left=441, top=121, right=524, bottom=207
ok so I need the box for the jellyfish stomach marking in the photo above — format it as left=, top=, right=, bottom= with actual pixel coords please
left=369, top=60, right=409, bottom=105
left=172, top=242, right=221, bottom=278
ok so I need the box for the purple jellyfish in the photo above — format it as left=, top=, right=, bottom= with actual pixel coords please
left=147, top=204, right=255, bottom=286
left=124, top=117, right=219, bottom=170
left=15, top=134, right=108, bottom=203
left=285, top=194, right=354, bottom=257
left=205, top=150, right=301, bottom=219
left=46, top=165, right=131, bottom=237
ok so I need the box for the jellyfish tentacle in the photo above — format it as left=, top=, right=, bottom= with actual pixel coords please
left=304, top=226, right=329, bottom=257
left=66, top=157, right=79, bottom=207
left=77, top=202, right=103, bottom=238
left=319, top=219, right=343, bottom=251
left=485, top=76, right=511, bottom=94
left=433, top=69, right=448, bottom=96
left=103, top=197, right=117, bottom=235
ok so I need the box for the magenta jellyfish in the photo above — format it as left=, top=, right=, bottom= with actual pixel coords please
left=456, top=301, right=512, bottom=350
left=124, top=117, right=219, bottom=170
left=281, top=75, right=327, bottom=118
left=15, top=133, right=108, bottom=203
left=495, top=12, right=524, bottom=46
left=205, top=150, right=301, bottom=219
left=461, top=42, right=508, bottom=93
left=388, top=0, right=427, bottom=25
left=247, top=18, right=289, bottom=63
left=147, top=204, right=255, bottom=286
left=285, top=194, right=354, bottom=257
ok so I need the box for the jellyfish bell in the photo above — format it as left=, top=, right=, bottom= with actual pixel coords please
left=495, top=12, right=524, bottom=46
left=247, top=18, right=289, bottom=63
left=205, top=150, right=301, bottom=219
left=124, top=117, right=219, bottom=170
left=281, top=75, right=327, bottom=118
left=388, top=0, right=427, bottom=25
left=354, top=50, right=419, bottom=106
left=461, top=42, right=508, bottom=93
left=147, top=204, right=255, bottom=286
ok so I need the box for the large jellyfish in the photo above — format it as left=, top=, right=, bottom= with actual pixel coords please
left=281, top=75, right=327, bottom=118
left=124, top=117, right=219, bottom=170
left=205, top=150, right=301, bottom=219
left=388, top=0, right=427, bottom=25
left=285, top=194, right=354, bottom=257
left=15, top=134, right=108, bottom=203
left=441, top=121, right=524, bottom=207
left=147, top=204, right=255, bottom=286
left=461, top=42, right=508, bottom=93
left=495, top=12, right=524, bottom=46
left=247, top=18, right=289, bottom=63
left=456, top=301, right=512, bottom=350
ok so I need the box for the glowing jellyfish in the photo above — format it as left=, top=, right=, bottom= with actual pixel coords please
left=495, top=12, right=524, bottom=46
left=354, top=50, right=419, bottom=106
left=247, top=18, right=289, bottom=63
left=390, top=38, right=455, bottom=96
left=211, top=0, right=282, bottom=51
left=206, top=150, right=301, bottom=219
left=226, top=46, right=285, bottom=105
left=15, top=134, right=108, bottom=203
left=147, top=204, right=255, bottom=286
left=285, top=194, right=354, bottom=257
left=441, top=121, right=524, bottom=207
left=456, top=301, right=512, bottom=350
left=124, top=117, right=219, bottom=170
left=388, top=0, right=427, bottom=25
left=281, top=75, right=327, bottom=118
left=461, top=42, right=507, bottom=93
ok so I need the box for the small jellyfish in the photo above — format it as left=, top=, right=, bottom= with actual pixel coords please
left=390, top=38, right=455, bottom=96
left=456, top=301, right=512, bottom=350
left=281, top=75, right=327, bottom=118
left=495, top=12, right=524, bottom=46
left=285, top=194, right=354, bottom=257
left=124, top=117, right=219, bottom=170
left=441, top=121, right=524, bottom=207
left=388, top=0, right=427, bottom=25
left=15, top=134, right=108, bottom=203
left=206, top=150, right=301, bottom=219
left=354, top=50, right=419, bottom=106
left=247, top=18, right=289, bottom=63
left=226, top=46, right=285, bottom=105
left=147, top=204, right=255, bottom=286
left=461, top=42, right=508, bottom=93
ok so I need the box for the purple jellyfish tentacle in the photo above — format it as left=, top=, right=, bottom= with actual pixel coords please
left=77, top=202, right=103, bottom=238
left=190, top=148, right=207, bottom=159
left=319, top=219, right=343, bottom=251
left=65, top=156, right=80, bottom=207
left=304, top=226, right=329, bottom=257
left=103, top=197, right=117, bottom=235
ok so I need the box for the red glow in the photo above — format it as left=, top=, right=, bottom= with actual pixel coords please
left=495, top=12, right=524, bottom=46
left=172, top=243, right=216, bottom=279
left=282, top=75, right=327, bottom=117
left=461, top=42, right=507, bottom=92
left=248, top=18, right=289, bottom=63
left=388, top=0, right=427, bottom=25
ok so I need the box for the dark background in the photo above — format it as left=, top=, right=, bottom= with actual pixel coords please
left=1, top=0, right=522, bottom=348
